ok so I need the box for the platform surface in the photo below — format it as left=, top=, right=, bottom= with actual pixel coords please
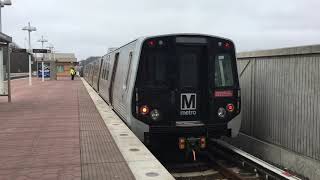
left=0, top=78, right=135, bottom=180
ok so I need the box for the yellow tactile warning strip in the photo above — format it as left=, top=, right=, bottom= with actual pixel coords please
left=81, top=78, right=175, bottom=180
left=78, top=82, right=135, bottom=180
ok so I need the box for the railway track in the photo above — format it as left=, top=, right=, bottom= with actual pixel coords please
left=208, top=140, right=305, bottom=180
left=165, top=140, right=304, bottom=180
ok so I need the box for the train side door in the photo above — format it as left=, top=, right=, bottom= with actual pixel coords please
left=109, top=53, right=119, bottom=106
left=90, top=64, right=94, bottom=85
left=97, top=59, right=104, bottom=91
left=176, top=45, right=208, bottom=122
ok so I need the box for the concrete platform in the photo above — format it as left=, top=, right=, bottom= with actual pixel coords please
left=81, top=78, right=174, bottom=180
left=0, top=78, right=174, bottom=180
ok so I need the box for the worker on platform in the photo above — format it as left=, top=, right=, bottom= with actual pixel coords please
left=70, top=67, right=76, bottom=80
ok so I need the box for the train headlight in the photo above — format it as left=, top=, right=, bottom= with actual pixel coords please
left=150, top=109, right=160, bottom=121
left=139, top=105, right=150, bottom=116
left=218, top=107, right=226, bottom=118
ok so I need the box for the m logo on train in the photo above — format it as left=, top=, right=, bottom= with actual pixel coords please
left=180, top=93, right=197, bottom=115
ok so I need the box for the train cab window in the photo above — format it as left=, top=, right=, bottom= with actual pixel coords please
left=124, top=52, right=133, bottom=89
left=214, top=54, right=234, bottom=87
left=139, top=51, right=171, bottom=88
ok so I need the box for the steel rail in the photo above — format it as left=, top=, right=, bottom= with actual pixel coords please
left=211, top=139, right=303, bottom=180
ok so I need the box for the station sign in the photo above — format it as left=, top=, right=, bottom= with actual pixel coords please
left=12, top=48, right=27, bottom=53
left=38, top=62, right=51, bottom=78
left=33, top=49, right=51, bottom=53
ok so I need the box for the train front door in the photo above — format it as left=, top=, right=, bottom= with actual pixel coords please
left=176, top=45, right=208, bottom=123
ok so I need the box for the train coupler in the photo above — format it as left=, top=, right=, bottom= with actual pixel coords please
left=192, top=149, right=197, bottom=161
left=178, top=136, right=206, bottom=161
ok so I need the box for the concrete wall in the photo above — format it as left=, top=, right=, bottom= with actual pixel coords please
left=226, top=44, right=320, bottom=180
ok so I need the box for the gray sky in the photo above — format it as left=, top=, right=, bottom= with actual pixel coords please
left=3, top=0, right=320, bottom=60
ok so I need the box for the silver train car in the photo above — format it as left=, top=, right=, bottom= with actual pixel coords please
left=83, top=34, right=241, bottom=152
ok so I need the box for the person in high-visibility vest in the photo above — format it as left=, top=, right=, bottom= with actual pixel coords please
left=70, top=67, right=76, bottom=80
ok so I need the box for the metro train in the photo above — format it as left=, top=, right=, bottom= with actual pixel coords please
left=83, top=34, right=241, bottom=153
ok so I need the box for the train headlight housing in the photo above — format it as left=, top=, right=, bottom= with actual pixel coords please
left=218, top=107, right=226, bottom=118
left=150, top=109, right=160, bottom=121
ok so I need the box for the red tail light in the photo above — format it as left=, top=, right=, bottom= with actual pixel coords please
left=200, top=136, right=206, bottom=149
left=214, top=90, right=233, bottom=97
left=224, top=42, right=231, bottom=49
left=227, top=104, right=235, bottom=112
left=178, top=137, right=186, bottom=150
left=147, top=40, right=156, bottom=47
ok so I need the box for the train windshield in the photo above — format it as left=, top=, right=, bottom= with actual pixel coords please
left=138, top=51, right=171, bottom=87
left=214, top=54, right=234, bottom=87
left=138, top=47, right=206, bottom=90
left=137, top=37, right=237, bottom=90
left=177, top=46, right=201, bottom=89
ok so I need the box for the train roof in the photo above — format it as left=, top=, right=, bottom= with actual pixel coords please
left=105, top=33, right=234, bottom=56
left=137, top=33, right=233, bottom=42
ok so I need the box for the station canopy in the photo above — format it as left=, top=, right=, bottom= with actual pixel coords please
left=0, top=32, right=12, bottom=44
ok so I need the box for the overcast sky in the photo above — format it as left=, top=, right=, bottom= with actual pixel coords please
left=3, top=0, right=320, bottom=60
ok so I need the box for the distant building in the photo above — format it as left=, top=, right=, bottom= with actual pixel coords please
left=11, top=51, right=35, bottom=73
left=54, top=53, right=77, bottom=78
left=9, top=42, right=36, bottom=73
left=35, top=53, right=77, bottom=79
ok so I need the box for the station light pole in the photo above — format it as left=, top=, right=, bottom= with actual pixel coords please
left=47, top=44, right=54, bottom=61
left=38, top=36, right=48, bottom=82
left=0, top=0, right=11, bottom=31
left=0, top=0, right=12, bottom=94
left=22, top=22, right=37, bottom=86
left=47, top=44, right=56, bottom=80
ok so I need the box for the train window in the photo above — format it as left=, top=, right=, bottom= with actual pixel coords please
left=105, top=60, right=108, bottom=79
left=124, top=52, right=133, bottom=89
left=103, top=61, right=107, bottom=79
left=178, top=52, right=198, bottom=88
left=105, top=61, right=108, bottom=79
left=214, top=54, right=234, bottom=87
left=101, top=62, right=103, bottom=79
left=102, top=68, right=105, bottom=79
left=106, top=55, right=110, bottom=80
left=140, top=51, right=170, bottom=87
